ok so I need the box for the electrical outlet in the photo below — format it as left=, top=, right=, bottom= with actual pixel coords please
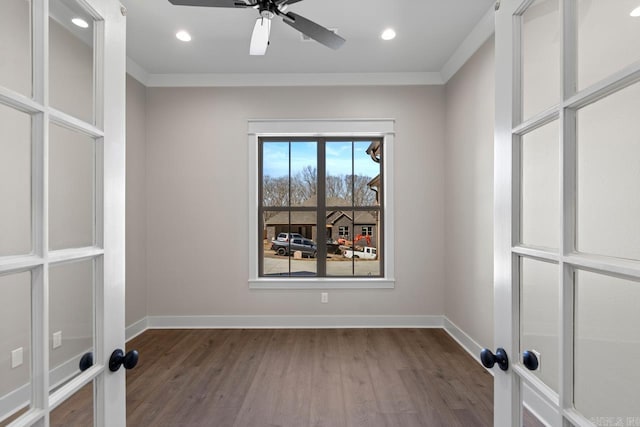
left=53, top=331, right=62, bottom=349
left=321, top=292, right=328, bottom=303
left=11, top=347, right=23, bottom=368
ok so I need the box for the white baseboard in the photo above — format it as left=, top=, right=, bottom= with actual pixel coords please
left=443, top=316, right=493, bottom=375
left=126, top=317, right=149, bottom=342
left=146, top=315, right=444, bottom=329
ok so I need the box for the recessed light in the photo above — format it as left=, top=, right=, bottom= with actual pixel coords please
left=71, top=18, right=89, bottom=28
left=381, top=28, right=396, bottom=41
left=631, top=6, right=640, bottom=17
left=176, top=30, right=192, bottom=42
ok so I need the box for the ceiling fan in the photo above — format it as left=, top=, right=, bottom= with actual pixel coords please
left=168, top=0, right=346, bottom=55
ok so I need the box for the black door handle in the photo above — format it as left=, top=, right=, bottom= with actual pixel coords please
left=79, top=352, right=93, bottom=372
left=480, top=347, right=509, bottom=371
left=522, top=350, right=539, bottom=371
left=109, top=349, right=139, bottom=372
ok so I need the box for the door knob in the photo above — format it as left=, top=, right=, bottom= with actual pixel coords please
left=522, top=350, right=539, bottom=371
left=480, top=347, right=509, bottom=371
left=79, top=352, right=93, bottom=372
left=109, top=349, right=139, bottom=372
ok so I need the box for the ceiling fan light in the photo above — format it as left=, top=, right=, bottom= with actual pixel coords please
left=381, top=28, right=396, bottom=41
left=250, top=17, right=271, bottom=55
left=176, top=30, right=192, bottom=42
left=631, top=6, right=640, bottom=17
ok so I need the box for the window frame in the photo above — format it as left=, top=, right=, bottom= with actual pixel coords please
left=248, top=119, right=395, bottom=289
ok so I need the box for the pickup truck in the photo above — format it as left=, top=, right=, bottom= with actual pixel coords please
left=343, top=246, right=377, bottom=259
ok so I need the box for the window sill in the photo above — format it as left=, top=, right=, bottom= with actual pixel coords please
left=249, top=278, right=395, bottom=290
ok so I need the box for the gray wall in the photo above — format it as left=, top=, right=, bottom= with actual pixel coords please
left=144, top=85, right=446, bottom=317
left=125, top=75, right=148, bottom=327
left=444, top=37, right=495, bottom=349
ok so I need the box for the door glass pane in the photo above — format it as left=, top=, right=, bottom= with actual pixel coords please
left=521, top=383, right=549, bottom=427
left=262, top=141, right=289, bottom=207
left=520, top=257, right=559, bottom=392
left=0, top=271, right=32, bottom=424
left=49, top=0, right=95, bottom=124
left=0, top=104, right=32, bottom=257
left=49, top=123, right=95, bottom=250
left=326, top=141, right=353, bottom=206
left=574, top=270, right=640, bottom=421
left=50, top=381, right=94, bottom=426
left=0, top=0, right=32, bottom=97
left=576, top=82, right=640, bottom=261
left=522, top=0, right=560, bottom=120
left=49, top=259, right=94, bottom=391
left=520, top=121, right=559, bottom=249
left=577, top=0, right=640, bottom=90
left=290, top=141, right=317, bottom=207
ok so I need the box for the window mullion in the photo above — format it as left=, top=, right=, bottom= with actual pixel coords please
left=317, top=139, right=326, bottom=276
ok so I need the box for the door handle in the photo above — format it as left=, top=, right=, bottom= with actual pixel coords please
left=480, top=347, right=509, bottom=371
left=522, top=350, right=539, bottom=371
left=109, top=349, right=139, bottom=372
left=79, top=352, right=93, bottom=372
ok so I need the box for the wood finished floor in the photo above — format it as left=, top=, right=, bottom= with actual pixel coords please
left=52, top=329, right=497, bottom=426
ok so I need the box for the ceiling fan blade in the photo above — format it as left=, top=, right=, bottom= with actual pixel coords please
left=276, top=0, right=305, bottom=5
left=250, top=17, right=271, bottom=55
left=283, top=12, right=345, bottom=50
left=168, top=0, right=250, bottom=7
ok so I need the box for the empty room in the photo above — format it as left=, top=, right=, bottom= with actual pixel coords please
left=1, top=0, right=639, bottom=426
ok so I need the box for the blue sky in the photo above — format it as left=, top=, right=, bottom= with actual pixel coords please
left=263, top=141, right=379, bottom=178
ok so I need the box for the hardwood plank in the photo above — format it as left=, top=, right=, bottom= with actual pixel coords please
left=42, top=328, right=495, bottom=426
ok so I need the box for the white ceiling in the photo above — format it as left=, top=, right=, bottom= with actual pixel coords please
left=121, top=0, right=495, bottom=77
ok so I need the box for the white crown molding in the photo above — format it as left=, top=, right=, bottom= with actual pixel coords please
left=125, top=5, right=494, bottom=88
left=440, top=4, right=496, bottom=83
left=143, top=72, right=444, bottom=87
left=126, top=57, right=151, bottom=86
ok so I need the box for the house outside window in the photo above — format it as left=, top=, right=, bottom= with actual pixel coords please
left=248, top=119, right=395, bottom=289
left=259, top=137, right=382, bottom=278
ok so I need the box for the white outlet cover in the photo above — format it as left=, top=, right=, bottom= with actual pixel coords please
left=53, top=331, right=62, bottom=349
left=321, top=292, right=328, bottom=303
left=11, top=347, right=24, bottom=368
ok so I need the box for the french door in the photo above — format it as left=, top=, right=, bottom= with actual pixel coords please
left=0, top=0, right=126, bottom=425
left=493, top=0, right=640, bottom=425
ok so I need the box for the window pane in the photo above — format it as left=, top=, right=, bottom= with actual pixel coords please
left=327, top=210, right=354, bottom=277
left=326, top=141, right=353, bottom=206
left=577, top=0, right=640, bottom=91
left=290, top=141, right=316, bottom=207
left=0, top=104, right=32, bottom=256
left=522, top=0, right=560, bottom=120
left=520, top=257, right=559, bottom=392
left=262, top=142, right=289, bottom=207
left=574, top=270, right=640, bottom=420
left=49, top=0, right=95, bottom=124
left=50, top=381, right=94, bottom=426
left=576, top=82, right=640, bottom=261
left=520, top=121, right=559, bottom=249
left=0, top=271, right=32, bottom=424
left=0, top=0, right=32, bottom=97
left=353, top=141, right=380, bottom=207
left=49, top=123, right=95, bottom=250
left=49, top=259, right=94, bottom=391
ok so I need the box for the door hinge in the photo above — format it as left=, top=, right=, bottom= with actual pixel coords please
left=495, top=0, right=501, bottom=11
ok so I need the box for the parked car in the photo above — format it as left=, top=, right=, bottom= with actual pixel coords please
left=271, top=238, right=317, bottom=258
left=275, top=232, right=304, bottom=242
left=343, top=246, right=377, bottom=259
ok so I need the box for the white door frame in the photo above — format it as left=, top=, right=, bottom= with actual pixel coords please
left=494, top=0, right=640, bottom=426
left=0, top=0, right=126, bottom=425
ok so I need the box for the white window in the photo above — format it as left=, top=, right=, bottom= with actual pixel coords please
left=248, top=119, right=395, bottom=289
